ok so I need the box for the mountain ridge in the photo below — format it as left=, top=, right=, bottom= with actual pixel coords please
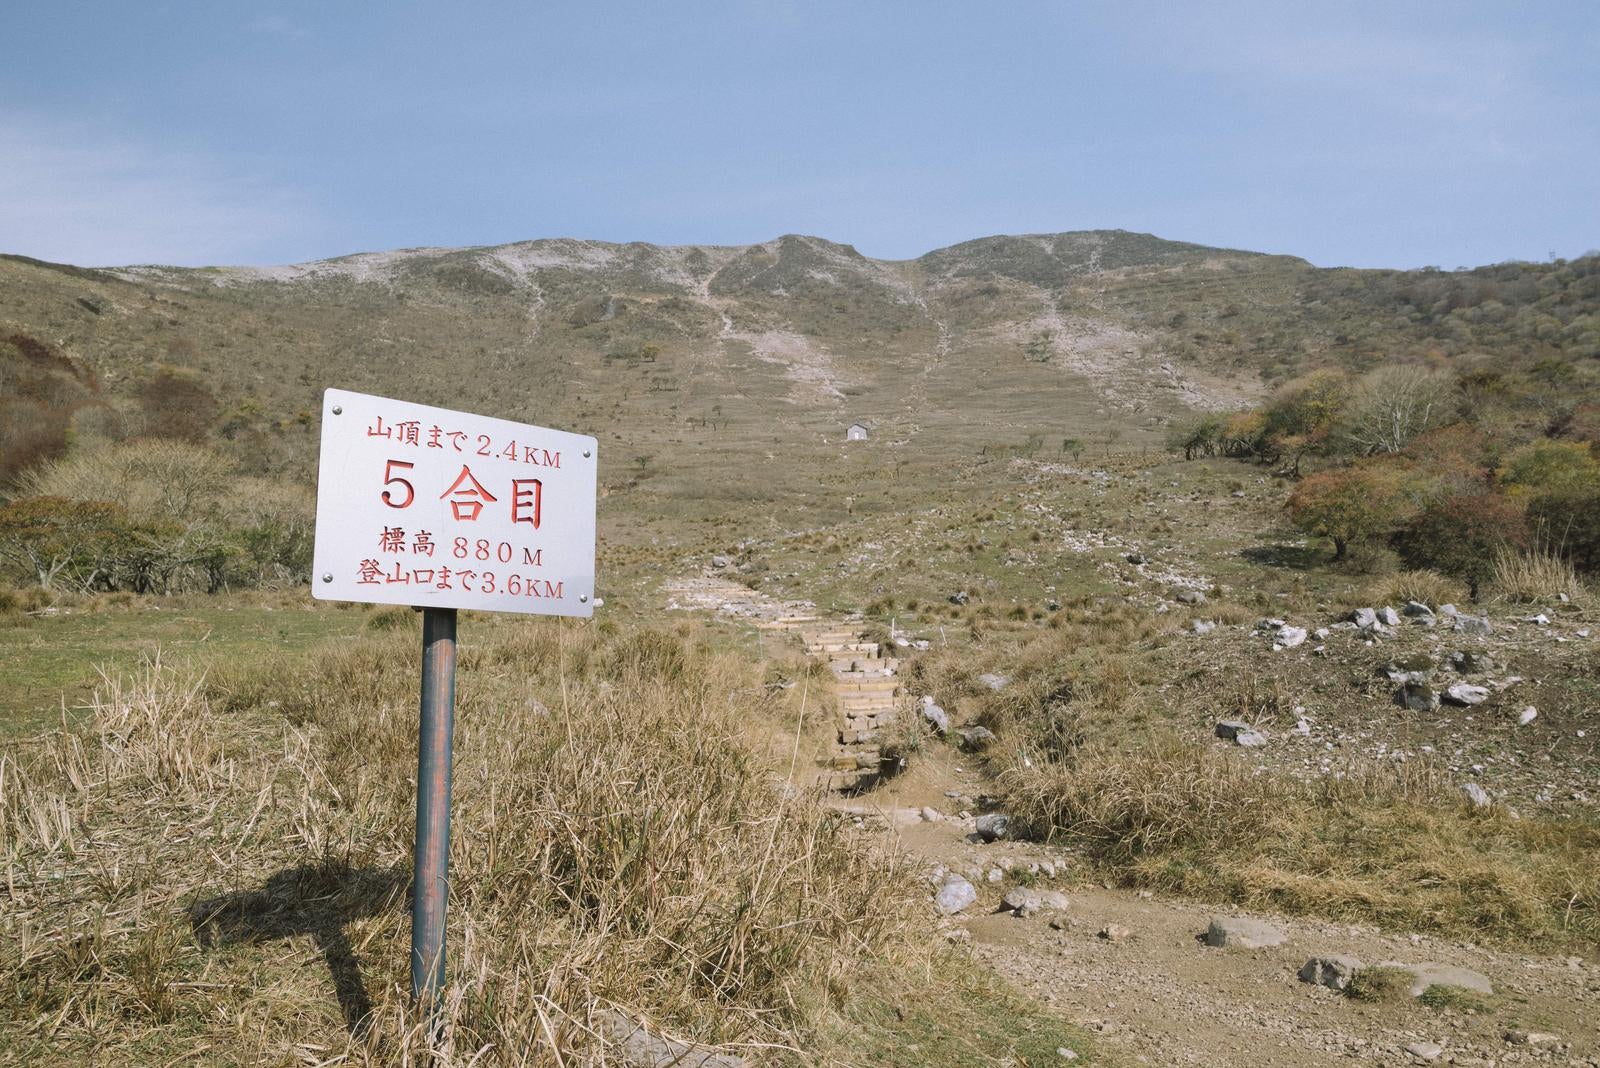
left=1, top=227, right=1594, bottom=500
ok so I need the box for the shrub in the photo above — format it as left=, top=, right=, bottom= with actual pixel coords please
left=1345, top=966, right=1413, bottom=1003
left=1394, top=493, right=1529, bottom=596
left=1527, top=488, right=1600, bottom=574
left=1497, top=440, right=1600, bottom=497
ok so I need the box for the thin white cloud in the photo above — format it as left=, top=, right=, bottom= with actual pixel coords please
left=0, top=113, right=323, bottom=267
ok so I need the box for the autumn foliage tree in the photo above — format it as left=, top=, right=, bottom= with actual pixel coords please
left=1287, top=461, right=1420, bottom=561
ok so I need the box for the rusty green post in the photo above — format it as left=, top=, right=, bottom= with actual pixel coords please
left=412, top=607, right=457, bottom=1021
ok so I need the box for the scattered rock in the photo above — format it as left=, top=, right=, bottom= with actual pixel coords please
left=1351, top=607, right=1378, bottom=629
left=934, top=875, right=977, bottom=915
left=957, top=726, right=997, bottom=752
left=1056, top=1049, right=1078, bottom=1062
left=1002, top=887, right=1036, bottom=916
left=1049, top=915, right=1067, bottom=931
left=977, top=672, right=1011, bottom=691
left=1443, top=683, right=1490, bottom=706
left=1396, top=680, right=1440, bottom=712
left=1523, top=613, right=1551, bottom=625
left=1505, top=1029, right=1561, bottom=1048
left=1405, top=1040, right=1443, bottom=1063
left=1454, top=613, right=1493, bottom=637
left=1517, top=705, right=1538, bottom=726
left=1099, top=923, right=1132, bottom=943
left=1190, top=619, right=1216, bottom=635
left=1394, top=962, right=1494, bottom=997
left=974, top=812, right=1010, bottom=842
left=919, top=807, right=943, bottom=823
left=1378, top=606, right=1402, bottom=627
left=1175, top=589, right=1206, bottom=605
left=1298, top=955, right=1363, bottom=991
left=1204, top=916, right=1287, bottom=949
left=710, top=555, right=730, bottom=570
left=1125, top=552, right=1145, bottom=565
left=1462, top=783, right=1493, bottom=809
left=1215, top=720, right=1267, bottom=747
left=598, top=1009, right=748, bottom=1068
left=1403, top=600, right=1435, bottom=619
left=920, top=695, right=950, bottom=734
left=1276, top=625, right=1308, bottom=649
left=948, top=591, right=969, bottom=605
left=1447, top=650, right=1498, bottom=674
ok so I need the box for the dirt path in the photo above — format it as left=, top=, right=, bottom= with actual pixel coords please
left=863, top=758, right=1597, bottom=1067
left=665, top=574, right=1599, bottom=1066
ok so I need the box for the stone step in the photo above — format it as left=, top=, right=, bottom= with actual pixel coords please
left=808, top=642, right=880, bottom=657
left=835, top=678, right=898, bottom=694
left=822, top=768, right=881, bottom=793
left=802, top=627, right=863, bottom=642
left=838, top=700, right=896, bottom=717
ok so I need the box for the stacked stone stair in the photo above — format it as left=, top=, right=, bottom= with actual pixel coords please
left=797, top=623, right=902, bottom=792
left=663, top=574, right=899, bottom=793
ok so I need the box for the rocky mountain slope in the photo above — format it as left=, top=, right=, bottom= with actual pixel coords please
left=2, top=231, right=1594, bottom=498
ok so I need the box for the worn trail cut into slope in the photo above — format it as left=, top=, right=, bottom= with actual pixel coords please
left=663, top=573, right=904, bottom=792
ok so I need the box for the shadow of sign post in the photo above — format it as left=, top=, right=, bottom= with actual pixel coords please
left=190, top=863, right=408, bottom=1036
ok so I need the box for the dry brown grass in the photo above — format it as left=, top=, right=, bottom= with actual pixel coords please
left=993, top=736, right=1600, bottom=945
left=1, top=623, right=937, bottom=1065
left=1365, top=568, right=1470, bottom=608
left=1487, top=547, right=1585, bottom=603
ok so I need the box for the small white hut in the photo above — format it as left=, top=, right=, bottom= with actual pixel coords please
left=846, top=421, right=869, bottom=442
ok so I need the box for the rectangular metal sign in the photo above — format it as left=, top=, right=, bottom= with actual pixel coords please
left=312, top=388, right=596, bottom=617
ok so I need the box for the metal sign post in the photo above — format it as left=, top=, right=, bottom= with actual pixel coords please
left=311, top=388, right=597, bottom=1034
left=412, top=606, right=457, bottom=1017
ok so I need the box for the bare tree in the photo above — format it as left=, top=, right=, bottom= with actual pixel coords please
left=1342, top=365, right=1449, bottom=455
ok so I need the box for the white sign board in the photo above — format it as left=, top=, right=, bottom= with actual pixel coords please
left=312, top=388, right=596, bottom=617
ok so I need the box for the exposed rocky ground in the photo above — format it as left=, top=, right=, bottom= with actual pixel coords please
left=855, top=762, right=1599, bottom=1068
left=665, top=516, right=1599, bottom=1066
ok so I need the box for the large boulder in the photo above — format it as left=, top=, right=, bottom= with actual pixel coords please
left=1204, top=916, right=1287, bottom=949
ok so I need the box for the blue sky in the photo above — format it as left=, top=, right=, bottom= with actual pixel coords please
left=2, top=2, right=1597, bottom=268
